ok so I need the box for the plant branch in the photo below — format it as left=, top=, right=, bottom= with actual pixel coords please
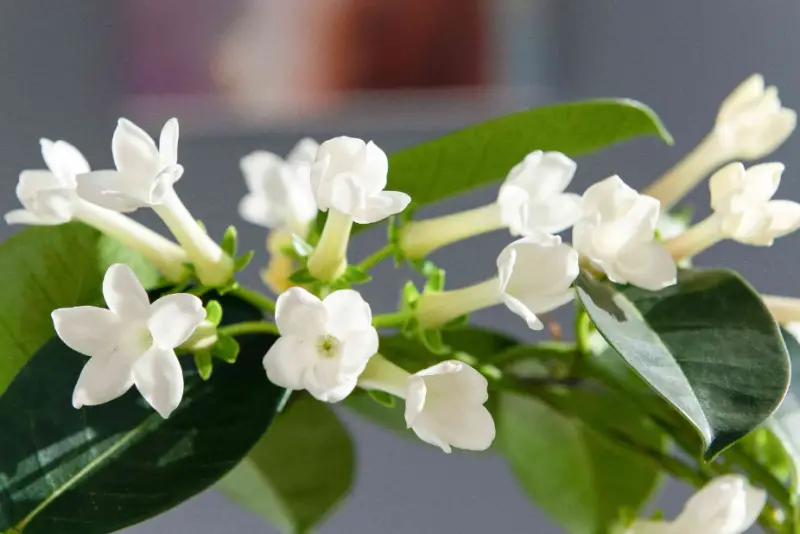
left=229, top=285, right=277, bottom=315
left=218, top=321, right=279, bottom=337
left=357, top=244, right=395, bottom=272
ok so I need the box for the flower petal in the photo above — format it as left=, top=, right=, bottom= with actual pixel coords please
left=743, top=162, right=783, bottom=204
left=112, top=118, right=159, bottom=175
left=414, top=360, right=488, bottom=404
left=766, top=200, right=800, bottom=237
left=148, top=293, right=205, bottom=349
left=40, top=139, right=90, bottom=183
left=315, top=136, right=366, bottom=182
left=132, top=347, right=184, bottom=418
left=323, top=289, right=373, bottom=336
left=287, top=137, right=319, bottom=165
left=614, top=241, right=677, bottom=291
left=718, top=74, right=764, bottom=121
left=523, top=193, right=583, bottom=235
left=360, top=141, right=389, bottom=195
left=505, top=151, right=577, bottom=200
left=239, top=151, right=284, bottom=194
left=76, top=170, right=153, bottom=212
left=740, top=484, right=767, bottom=531
left=52, top=306, right=123, bottom=358
left=274, top=287, right=328, bottom=338
left=103, top=263, right=151, bottom=320
left=238, top=193, right=283, bottom=228
left=72, top=351, right=135, bottom=409
left=339, top=329, right=379, bottom=374
left=675, top=475, right=749, bottom=533
left=158, top=118, right=180, bottom=168
left=327, top=173, right=366, bottom=216
left=16, top=170, right=63, bottom=200
left=4, top=209, right=62, bottom=226
left=262, top=335, right=318, bottom=391
left=352, top=191, right=411, bottom=224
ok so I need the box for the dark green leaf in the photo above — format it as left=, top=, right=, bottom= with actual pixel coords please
left=221, top=225, right=238, bottom=256
left=575, top=268, right=790, bottom=459
left=217, top=395, right=354, bottom=534
left=0, top=223, right=159, bottom=396
left=345, top=390, right=409, bottom=436
left=766, top=328, right=800, bottom=490
left=385, top=100, right=671, bottom=209
left=499, top=391, right=664, bottom=534
left=0, top=294, right=283, bottom=534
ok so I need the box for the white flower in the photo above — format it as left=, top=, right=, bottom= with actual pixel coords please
left=238, top=138, right=319, bottom=234
left=574, top=176, right=677, bottom=291
left=715, top=74, right=796, bottom=160
left=709, top=162, right=800, bottom=245
left=497, top=151, right=582, bottom=235
left=310, top=136, right=410, bottom=224
left=358, top=355, right=495, bottom=453
left=5, top=139, right=89, bottom=225
left=628, top=475, right=765, bottom=534
left=264, top=287, right=379, bottom=402
left=77, top=118, right=183, bottom=212
left=51, top=264, right=205, bottom=418
left=497, top=233, right=579, bottom=329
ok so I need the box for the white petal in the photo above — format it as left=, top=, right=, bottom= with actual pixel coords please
left=238, top=193, right=283, bottom=228
left=287, top=137, right=319, bottom=165
left=327, top=172, right=366, bottom=217
left=740, top=484, right=767, bottom=531
left=718, top=74, right=765, bottom=121
left=306, top=374, right=359, bottom=403
left=352, top=191, right=410, bottom=224
left=581, top=175, right=638, bottom=220
left=710, top=163, right=746, bottom=212
left=72, top=352, right=135, bottom=409
left=52, top=306, right=123, bottom=358
left=158, top=118, right=180, bottom=168
left=112, top=118, right=159, bottom=175
left=502, top=290, right=574, bottom=330
left=76, top=170, right=152, bottom=212
left=274, top=287, right=328, bottom=338
left=523, top=193, right=583, bottom=234
left=626, top=520, right=672, bottom=534
left=103, top=264, right=151, bottom=320
left=4, top=209, right=62, bottom=226
left=743, top=162, right=783, bottom=203
left=414, top=360, right=489, bottom=404
left=262, top=335, right=318, bottom=390
left=359, top=141, right=389, bottom=195
left=132, top=347, right=184, bottom=418
left=676, top=475, right=749, bottom=533
left=507, top=151, right=577, bottom=200
left=315, top=136, right=366, bottom=182
left=239, top=151, right=283, bottom=194
left=148, top=293, right=205, bottom=349
left=17, top=170, right=63, bottom=200
left=614, top=241, right=677, bottom=290
left=323, top=290, right=373, bottom=336
left=40, top=139, right=90, bottom=183
left=766, top=200, right=800, bottom=237
left=338, top=329, right=379, bottom=374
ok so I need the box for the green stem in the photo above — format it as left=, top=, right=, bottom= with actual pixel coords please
left=574, top=308, right=592, bottom=356
left=218, top=321, right=279, bottom=337
left=229, top=286, right=277, bottom=315
left=357, top=244, right=395, bottom=272
left=372, top=311, right=411, bottom=329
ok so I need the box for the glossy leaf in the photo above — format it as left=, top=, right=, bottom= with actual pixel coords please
left=0, top=295, right=283, bottom=534
left=217, top=395, right=354, bottom=534
left=576, top=268, right=790, bottom=458
left=499, top=391, right=664, bottom=534
left=0, top=223, right=159, bottom=396
left=386, top=99, right=671, bottom=208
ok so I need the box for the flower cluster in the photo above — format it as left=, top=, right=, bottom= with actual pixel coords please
left=16, top=73, right=800, bottom=476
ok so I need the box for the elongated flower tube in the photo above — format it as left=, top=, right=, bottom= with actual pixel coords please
left=415, top=233, right=579, bottom=330
left=664, top=162, right=800, bottom=261
left=574, top=176, right=677, bottom=291
left=263, top=287, right=379, bottom=402
left=627, top=475, right=765, bottom=534
left=646, top=74, right=796, bottom=209
left=358, top=354, right=495, bottom=453
left=306, top=137, right=410, bottom=281
left=52, top=264, right=205, bottom=418
left=399, top=151, right=581, bottom=259
left=77, top=118, right=233, bottom=286
left=4, top=138, right=188, bottom=281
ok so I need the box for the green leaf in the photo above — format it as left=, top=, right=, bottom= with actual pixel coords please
left=575, top=268, right=791, bottom=459
left=234, top=250, right=256, bottom=272
left=499, top=391, right=664, bottom=534
left=291, top=234, right=315, bottom=257
left=288, top=268, right=316, bottom=284
left=217, top=395, right=354, bottom=534
left=194, top=350, right=214, bottom=380
left=367, top=389, right=396, bottom=408
left=766, top=328, right=800, bottom=491
left=205, top=300, right=223, bottom=326
left=338, top=265, right=372, bottom=285
left=0, top=294, right=284, bottom=534
left=221, top=225, right=238, bottom=256
left=385, top=99, right=671, bottom=208
left=345, top=390, right=409, bottom=435
left=0, top=223, right=159, bottom=397
left=213, top=333, right=241, bottom=364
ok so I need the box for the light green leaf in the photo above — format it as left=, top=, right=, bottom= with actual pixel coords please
left=0, top=294, right=283, bottom=534
left=217, top=395, right=354, bottom=534
left=0, top=223, right=159, bottom=396
left=386, top=99, right=671, bottom=208
left=499, top=391, right=664, bottom=534
left=575, top=269, right=790, bottom=459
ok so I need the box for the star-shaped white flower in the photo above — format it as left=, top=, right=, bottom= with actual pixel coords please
left=264, top=287, right=379, bottom=402
left=627, top=475, right=765, bottom=534
left=497, top=233, right=579, bottom=330
left=77, top=118, right=184, bottom=212
left=715, top=74, right=796, bottom=160
left=5, top=139, right=90, bottom=225
left=51, top=264, right=205, bottom=418
left=709, top=161, right=800, bottom=246
left=497, top=151, right=582, bottom=235
left=574, top=175, right=677, bottom=291
left=238, top=138, right=319, bottom=235
left=310, top=136, right=410, bottom=224
left=358, top=355, right=495, bottom=453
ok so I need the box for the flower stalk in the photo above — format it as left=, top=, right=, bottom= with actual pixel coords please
left=307, top=209, right=353, bottom=282
left=415, top=278, right=501, bottom=328
left=399, top=203, right=502, bottom=259
left=663, top=215, right=722, bottom=262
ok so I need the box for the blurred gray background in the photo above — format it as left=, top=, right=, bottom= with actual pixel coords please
left=0, top=1, right=795, bottom=532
